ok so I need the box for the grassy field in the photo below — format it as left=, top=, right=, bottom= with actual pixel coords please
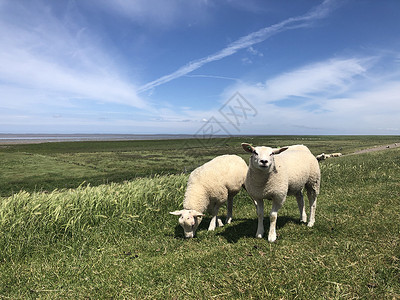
left=0, top=136, right=399, bottom=298
left=0, top=135, right=398, bottom=197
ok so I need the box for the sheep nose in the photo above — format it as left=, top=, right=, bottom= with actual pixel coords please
left=260, top=159, right=268, bottom=165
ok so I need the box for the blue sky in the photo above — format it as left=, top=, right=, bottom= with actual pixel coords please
left=1, top=0, right=400, bottom=135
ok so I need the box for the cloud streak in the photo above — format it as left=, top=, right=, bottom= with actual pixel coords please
left=137, top=0, right=337, bottom=93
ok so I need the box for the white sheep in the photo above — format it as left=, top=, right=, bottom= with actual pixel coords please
left=170, top=154, right=248, bottom=238
left=316, top=153, right=329, bottom=161
left=330, top=152, right=342, bottom=157
left=242, top=143, right=321, bottom=242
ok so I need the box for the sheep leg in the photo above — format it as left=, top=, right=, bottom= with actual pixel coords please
left=268, top=200, right=283, bottom=243
left=307, top=189, right=317, bottom=227
left=253, top=199, right=265, bottom=238
left=296, top=191, right=307, bottom=223
left=208, top=215, right=218, bottom=231
left=225, top=194, right=234, bottom=224
left=208, top=204, right=221, bottom=231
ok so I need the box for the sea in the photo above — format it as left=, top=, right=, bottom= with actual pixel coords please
left=0, top=134, right=200, bottom=144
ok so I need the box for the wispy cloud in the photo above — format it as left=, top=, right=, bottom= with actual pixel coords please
left=0, top=0, right=337, bottom=112
left=95, top=0, right=211, bottom=27
left=218, top=53, right=400, bottom=134
left=184, top=74, right=241, bottom=82
left=231, top=58, right=369, bottom=103
left=136, top=57, right=375, bottom=133
left=0, top=2, right=147, bottom=110
left=137, top=0, right=337, bottom=93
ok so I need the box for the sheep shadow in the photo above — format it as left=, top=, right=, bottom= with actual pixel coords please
left=218, top=216, right=300, bottom=243
left=172, top=216, right=300, bottom=242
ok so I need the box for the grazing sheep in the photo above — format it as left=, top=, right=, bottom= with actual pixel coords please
left=317, top=152, right=342, bottom=161
left=316, top=153, right=330, bottom=161
left=170, top=154, right=248, bottom=238
left=330, top=152, right=342, bottom=157
left=242, top=143, right=321, bottom=242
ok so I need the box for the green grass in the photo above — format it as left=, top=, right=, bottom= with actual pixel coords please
left=1, top=135, right=398, bottom=197
left=0, top=136, right=399, bottom=298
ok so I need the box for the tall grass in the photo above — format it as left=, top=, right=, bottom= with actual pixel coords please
left=0, top=143, right=399, bottom=298
left=0, top=174, right=187, bottom=261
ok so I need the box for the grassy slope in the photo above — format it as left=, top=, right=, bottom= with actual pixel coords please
left=0, top=139, right=399, bottom=298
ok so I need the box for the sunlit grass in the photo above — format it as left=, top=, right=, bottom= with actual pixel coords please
left=0, top=137, right=399, bottom=298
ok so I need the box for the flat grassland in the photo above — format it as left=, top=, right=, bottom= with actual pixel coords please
left=0, top=135, right=398, bottom=197
left=0, top=136, right=399, bottom=298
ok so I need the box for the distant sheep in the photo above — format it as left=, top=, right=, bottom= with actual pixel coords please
left=316, top=153, right=330, bottom=161
left=330, top=153, right=342, bottom=157
left=242, top=143, right=321, bottom=242
left=316, top=152, right=342, bottom=161
left=170, top=155, right=248, bottom=238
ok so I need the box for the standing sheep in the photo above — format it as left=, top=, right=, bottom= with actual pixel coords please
left=170, top=154, right=248, bottom=238
left=242, top=143, right=321, bottom=242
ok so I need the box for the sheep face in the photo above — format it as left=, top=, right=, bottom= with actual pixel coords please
left=242, top=143, right=288, bottom=171
left=169, top=209, right=204, bottom=238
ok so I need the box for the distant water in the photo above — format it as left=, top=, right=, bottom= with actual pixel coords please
left=0, top=134, right=198, bottom=144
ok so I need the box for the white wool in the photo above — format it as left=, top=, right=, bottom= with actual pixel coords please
left=184, top=155, right=247, bottom=213
left=330, top=152, right=342, bottom=157
left=242, top=143, right=320, bottom=242
left=170, top=154, right=248, bottom=238
left=245, top=145, right=320, bottom=198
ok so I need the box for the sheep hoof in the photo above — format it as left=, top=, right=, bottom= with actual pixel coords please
left=225, top=217, right=232, bottom=224
left=268, top=234, right=277, bottom=243
left=256, top=232, right=264, bottom=239
left=307, top=221, right=315, bottom=227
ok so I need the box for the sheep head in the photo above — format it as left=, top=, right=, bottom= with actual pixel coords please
left=242, top=143, right=288, bottom=171
left=169, top=209, right=204, bottom=238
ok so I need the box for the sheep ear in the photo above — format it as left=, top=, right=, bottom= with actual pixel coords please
left=272, top=147, right=289, bottom=155
left=242, top=143, right=255, bottom=153
left=169, top=210, right=184, bottom=216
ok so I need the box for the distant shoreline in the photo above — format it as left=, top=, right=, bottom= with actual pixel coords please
left=0, top=134, right=199, bottom=145
left=1, top=133, right=398, bottom=145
